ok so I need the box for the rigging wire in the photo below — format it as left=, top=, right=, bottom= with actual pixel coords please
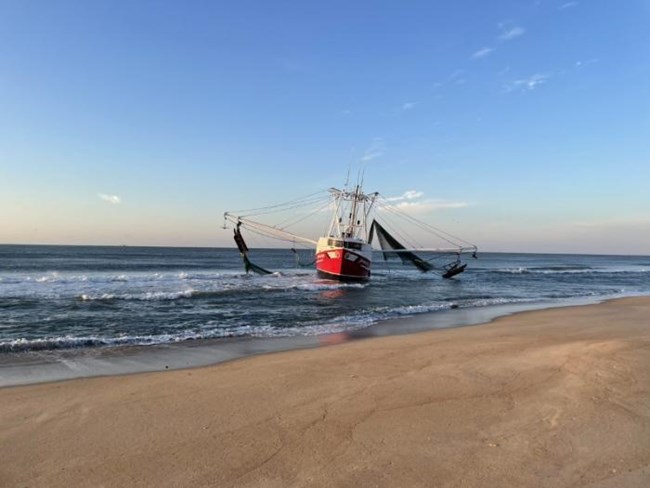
left=226, top=214, right=318, bottom=246
left=274, top=199, right=333, bottom=231
left=238, top=195, right=330, bottom=219
left=374, top=208, right=426, bottom=250
left=227, top=190, right=328, bottom=218
left=376, top=196, right=477, bottom=249
left=243, top=224, right=310, bottom=246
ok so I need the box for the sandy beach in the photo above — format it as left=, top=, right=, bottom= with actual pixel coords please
left=1, top=297, right=649, bottom=487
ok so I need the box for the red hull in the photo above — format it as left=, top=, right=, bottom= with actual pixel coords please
left=315, top=248, right=371, bottom=281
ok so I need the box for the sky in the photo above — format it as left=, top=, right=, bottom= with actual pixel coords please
left=1, top=0, right=649, bottom=254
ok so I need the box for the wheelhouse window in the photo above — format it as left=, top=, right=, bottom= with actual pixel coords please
left=344, top=241, right=362, bottom=250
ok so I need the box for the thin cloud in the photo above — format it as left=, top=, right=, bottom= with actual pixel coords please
left=575, top=58, right=599, bottom=68
left=385, top=190, right=424, bottom=202
left=559, top=2, right=578, bottom=10
left=471, top=47, right=495, bottom=59
left=427, top=199, right=470, bottom=210
left=505, top=73, right=550, bottom=92
left=361, top=138, right=385, bottom=162
left=394, top=199, right=470, bottom=214
left=403, top=190, right=423, bottom=200
left=401, top=101, right=418, bottom=111
left=98, top=193, right=121, bottom=204
left=499, top=26, right=525, bottom=41
left=498, top=66, right=511, bottom=76
left=448, top=69, right=466, bottom=84
left=384, top=191, right=470, bottom=213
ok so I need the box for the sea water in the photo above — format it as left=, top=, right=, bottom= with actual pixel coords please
left=1, top=245, right=649, bottom=383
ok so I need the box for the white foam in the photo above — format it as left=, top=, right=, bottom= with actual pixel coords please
left=0, top=325, right=259, bottom=353
left=79, top=289, right=195, bottom=301
left=293, top=282, right=366, bottom=291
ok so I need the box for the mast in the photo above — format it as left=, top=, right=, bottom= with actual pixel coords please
left=346, top=185, right=360, bottom=238
left=325, top=186, right=375, bottom=240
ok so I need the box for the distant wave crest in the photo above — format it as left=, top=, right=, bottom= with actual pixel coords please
left=495, top=266, right=648, bottom=275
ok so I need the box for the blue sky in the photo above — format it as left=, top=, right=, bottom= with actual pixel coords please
left=1, top=0, right=649, bottom=253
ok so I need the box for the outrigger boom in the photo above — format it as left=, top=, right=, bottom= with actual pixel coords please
left=224, top=214, right=318, bottom=246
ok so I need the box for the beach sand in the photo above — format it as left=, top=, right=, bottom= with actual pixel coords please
left=1, top=297, right=649, bottom=487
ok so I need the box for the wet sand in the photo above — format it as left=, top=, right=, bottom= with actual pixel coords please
left=1, top=297, right=649, bottom=487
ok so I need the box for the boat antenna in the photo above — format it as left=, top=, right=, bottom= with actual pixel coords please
left=359, top=164, right=366, bottom=188
left=345, top=150, right=353, bottom=190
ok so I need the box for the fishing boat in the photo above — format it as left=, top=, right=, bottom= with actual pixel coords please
left=223, top=180, right=477, bottom=281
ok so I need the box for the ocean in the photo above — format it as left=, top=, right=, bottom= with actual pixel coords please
left=1, top=245, right=649, bottom=384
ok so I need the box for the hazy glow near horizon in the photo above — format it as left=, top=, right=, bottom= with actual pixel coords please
left=1, top=1, right=649, bottom=254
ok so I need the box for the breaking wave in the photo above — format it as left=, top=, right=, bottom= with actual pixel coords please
left=3, top=247, right=650, bottom=358
left=0, top=328, right=250, bottom=353
left=79, top=290, right=196, bottom=302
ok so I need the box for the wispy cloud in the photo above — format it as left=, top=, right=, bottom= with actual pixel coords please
left=401, top=101, right=418, bottom=111
left=498, top=66, right=511, bottom=76
left=447, top=69, right=467, bottom=85
left=393, top=199, right=470, bottom=214
left=471, top=47, right=495, bottom=59
left=469, top=23, right=524, bottom=62
left=361, top=138, right=385, bottom=162
left=498, top=26, right=525, bottom=41
left=575, top=58, right=599, bottom=68
left=385, top=190, right=424, bottom=202
left=559, top=2, right=578, bottom=10
left=505, top=73, right=550, bottom=92
left=384, top=191, right=470, bottom=213
left=98, top=193, right=121, bottom=204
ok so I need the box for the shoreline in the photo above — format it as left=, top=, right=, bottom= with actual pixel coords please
left=1, top=294, right=637, bottom=388
left=1, top=296, right=649, bottom=487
